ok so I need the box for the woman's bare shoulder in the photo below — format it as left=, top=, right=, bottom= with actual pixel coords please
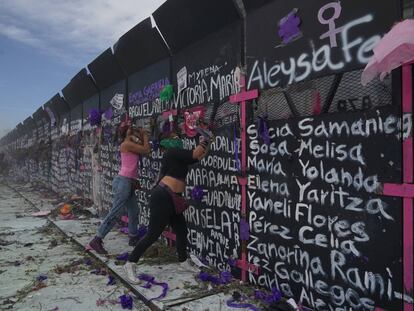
left=120, top=141, right=129, bottom=152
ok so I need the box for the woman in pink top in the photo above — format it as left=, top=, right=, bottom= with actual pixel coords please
left=87, top=124, right=150, bottom=254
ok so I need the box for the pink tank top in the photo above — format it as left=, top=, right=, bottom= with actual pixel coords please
left=119, top=152, right=139, bottom=179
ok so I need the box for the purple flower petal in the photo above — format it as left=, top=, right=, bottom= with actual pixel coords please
left=220, top=271, right=232, bottom=284
left=209, top=275, right=222, bottom=285
left=198, top=271, right=210, bottom=282
left=228, top=258, right=237, bottom=267
left=119, top=294, right=133, bottom=310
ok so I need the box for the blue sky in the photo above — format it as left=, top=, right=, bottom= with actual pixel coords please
left=0, top=0, right=166, bottom=138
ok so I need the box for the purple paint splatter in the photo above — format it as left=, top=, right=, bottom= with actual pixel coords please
left=191, top=186, right=204, bottom=201
left=88, top=109, right=102, bottom=126
left=278, top=9, right=302, bottom=44
left=240, top=219, right=250, bottom=241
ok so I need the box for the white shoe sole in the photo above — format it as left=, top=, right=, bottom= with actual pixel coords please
left=123, top=265, right=141, bottom=285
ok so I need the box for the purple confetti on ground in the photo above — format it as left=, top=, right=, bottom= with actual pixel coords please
left=116, top=252, right=129, bottom=261
left=36, top=274, right=48, bottom=282
left=107, top=275, right=116, bottom=286
left=119, top=294, right=133, bottom=310
left=209, top=275, right=222, bottom=285
left=278, top=9, right=302, bottom=44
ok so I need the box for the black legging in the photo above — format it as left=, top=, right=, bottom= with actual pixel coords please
left=128, top=185, right=188, bottom=263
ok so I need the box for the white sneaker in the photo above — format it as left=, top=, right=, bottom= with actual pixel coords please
left=179, top=259, right=200, bottom=273
left=123, top=261, right=141, bottom=284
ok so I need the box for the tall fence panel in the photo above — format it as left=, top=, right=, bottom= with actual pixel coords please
left=245, top=1, right=406, bottom=310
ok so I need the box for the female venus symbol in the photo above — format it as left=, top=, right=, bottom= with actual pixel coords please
left=318, top=2, right=344, bottom=47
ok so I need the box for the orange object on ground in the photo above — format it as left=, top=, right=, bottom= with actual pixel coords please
left=60, top=204, right=72, bottom=215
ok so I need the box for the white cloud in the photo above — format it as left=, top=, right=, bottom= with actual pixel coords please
left=0, top=23, right=43, bottom=47
left=0, top=0, right=166, bottom=67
